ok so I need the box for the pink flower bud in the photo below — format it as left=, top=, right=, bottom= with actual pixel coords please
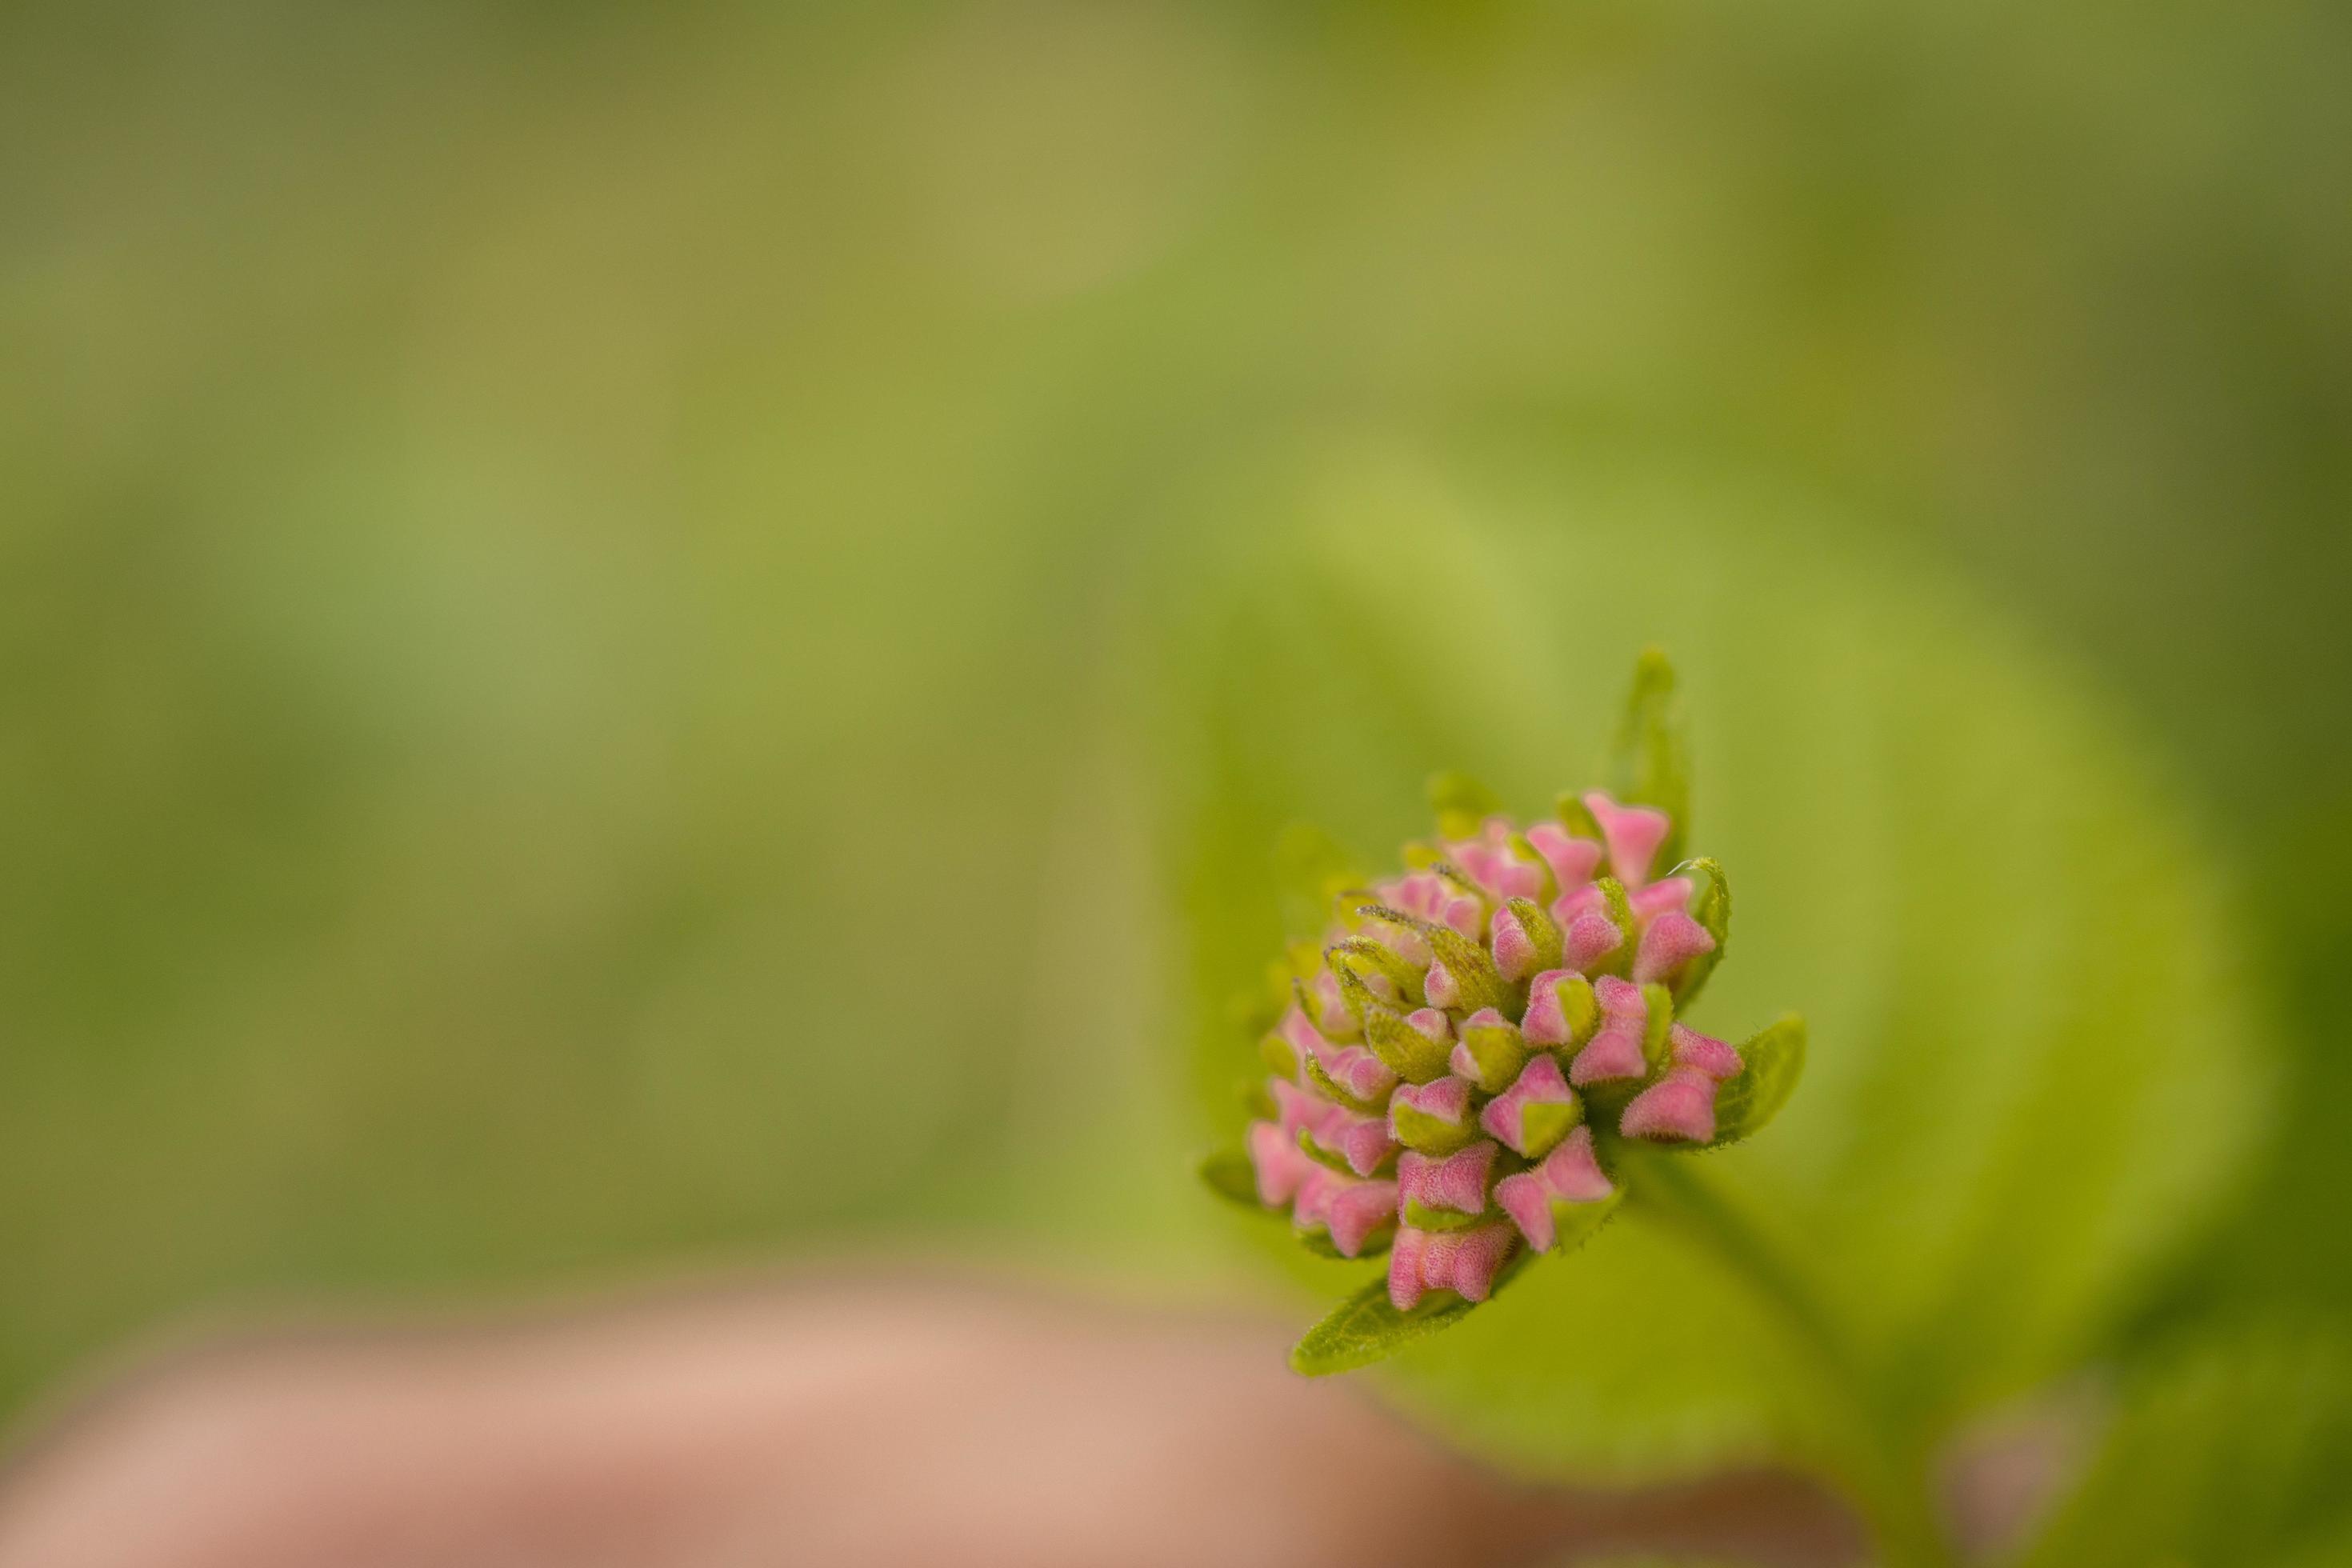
left=1356, top=911, right=1433, bottom=969
left=1314, top=1038, right=1398, bottom=1105
left=1273, top=1079, right=1394, bottom=1176
left=1478, top=1053, right=1581, bottom=1158
left=1633, top=909, right=1716, bottom=984
left=1294, top=1167, right=1401, bottom=1258
left=1630, top=876, right=1694, bottom=922
left=1620, top=1026, right=1743, bottom=1143
left=1389, top=1221, right=1520, bottom=1310
left=1397, top=1140, right=1498, bottom=1218
left=1522, top=970, right=1598, bottom=1047
left=1525, top=821, right=1603, bottom=890
left=1494, top=1126, right=1614, bottom=1252
left=1670, top=1022, right=1743, bottom=1079
left=1570, top=976, right=1650, bottom=1085
left=1390, top=1074, right=1476, bottom=1154
left=1489, top=902, right=1542, bottom=981
left=1304, top=970, right=1360, bottom=1040
left=1562, top=910, right=1624, bottom=973
left=1247, top=1119, right=1322, bottom=1206
left=1583, top=791, right=1671, bottom=888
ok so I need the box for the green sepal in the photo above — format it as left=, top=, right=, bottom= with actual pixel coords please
left=1541, top=970, right=1602, bottom=1053
left=1545, top=1186, right=1626, bottom=1255
left=1518, top=1098, right=1585, bottom=1160
left=1669, top=856, right=1731, bottom=1006
left=1198, top=1149, right=1266, bottom=1211
left=1418, top=919, right=1513, bottom=1014
left=1590, top=877, right=1636, bottom=976
left=1258, top=1029, right=1299, bottom=1078
left=1403, top=1198, right=1488, bottom=1231
left=1303, top=1052, right=1388, bottom=1114
left=1392, top=1099, right=1477, bottom=1156
left=1327, top=935, right=1426, bottom=1007
left=1427, top=770, right=1503, bottom=840
left=1296, top=1126, right=1360, bottom=1174
left=1296, top=1227, right=1393, bottom=1262
left=1606, top=647, right=1691, bottom=866
left=1706, top=1014, right=1806, bottom=1149
left=1456, top=1013, right=1531, bottom=1094
left=1500, top=895, right=1565, bottom=976
left=1426, top=860, right=1489, bottom=906
left=1364, top=1004, right=1453, bottom=1083
left=1640, top=982, right=1677, bottom=1074
left=1289, top=1252, right=1532, bottom=1376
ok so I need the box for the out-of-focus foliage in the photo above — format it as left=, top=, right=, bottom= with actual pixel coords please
left=1, top=10, right=2347, bottom=1542
left=1157, top=450, right=2263, bottom=1501
left=2020, top=1327, right=2352, bottom=1568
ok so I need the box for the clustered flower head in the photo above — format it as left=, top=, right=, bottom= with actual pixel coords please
left=1205, top=655, right=1803, bottom=1358
left=1204, top=658, right=1806, bottom=1363
left=1248, top=787, right=1735, bottom=1306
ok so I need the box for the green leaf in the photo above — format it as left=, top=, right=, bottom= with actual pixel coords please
left=1546, top=1186, right=1624, bottom=1255
left=1607, top=646, right=1691, bottom=866
left=1162, top=450, right=2266, bottom=1482
left=1290, top=1270, right=1484, bottom=1376
left=1707, top=1015, right=1805, bottom=1149
left=2018, top=1326, right=2352, bottom=1568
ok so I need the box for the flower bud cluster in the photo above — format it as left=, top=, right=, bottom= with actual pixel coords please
left=1245, top=792, right=1745, bottom=1311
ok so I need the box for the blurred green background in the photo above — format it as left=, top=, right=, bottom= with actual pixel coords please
left=3, top=0, right=2347, bottom=1483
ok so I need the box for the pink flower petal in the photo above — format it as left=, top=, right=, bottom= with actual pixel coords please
left=1583, top=791, right=1672, bottom=888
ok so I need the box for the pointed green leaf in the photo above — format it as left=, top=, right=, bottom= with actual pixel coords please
left=1548, top=1187, right=1625, bottom=1255
left=1290, top=1272, right=1481, bottom=1376
left=1606, top=647, right=1690, bottom=866
left=1707, top=1015, right=1805, bottom=1149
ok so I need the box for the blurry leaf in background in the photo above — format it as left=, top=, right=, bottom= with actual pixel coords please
left=2019, top=1326, right=2352, bottom=1568
left=1158, top=441, right=2268, bottom=1484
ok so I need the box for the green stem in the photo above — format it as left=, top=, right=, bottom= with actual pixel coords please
left=1629, top=1153, right=1956, bottom=1568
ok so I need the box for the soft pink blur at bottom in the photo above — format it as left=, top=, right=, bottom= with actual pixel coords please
left=0, top=1277, right=1868, bottom=1568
